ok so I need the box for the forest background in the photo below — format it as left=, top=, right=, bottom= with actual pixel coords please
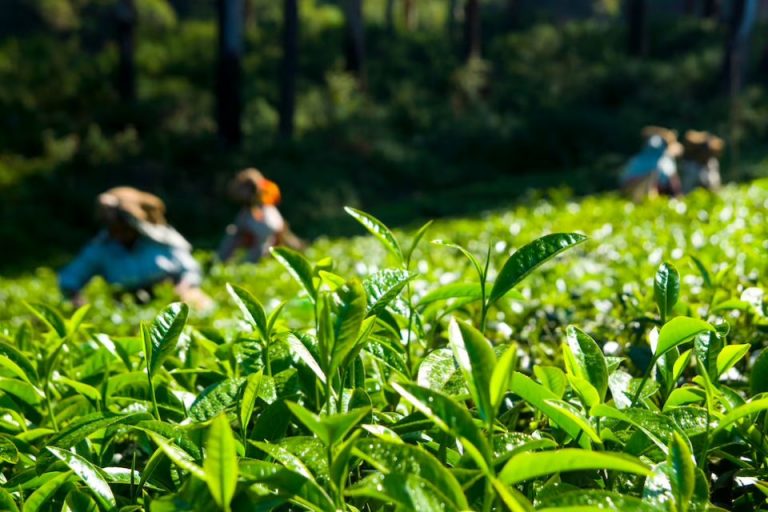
left=1, top=0, right=767, bottom=272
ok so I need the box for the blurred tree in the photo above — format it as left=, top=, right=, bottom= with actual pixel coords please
left=385, top=0, right=395, bottom=33
left=464, top=0, right=481, bottom=59
left=626, top=0, right=647, bottom=56
left=683, top=0, right=695, bottom=15
left=703, top=0, right=721, bottom=19
left=404, top=0, right=416, bottom=31
left=343, top=0, right=366, bottom=86
left=115, top=0, right=137, bottom=101
left=216, top=0, right=244, bottom=145
left=723, top=0, right=758, bottom=95
left=279, top=0, right=298, bottom=139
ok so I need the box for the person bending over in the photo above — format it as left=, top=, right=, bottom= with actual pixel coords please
left=218, top=168, right=304, bottom=263
left=58, top=187, right=210, bottom=309
left=620, top=126, right=683, bottom=201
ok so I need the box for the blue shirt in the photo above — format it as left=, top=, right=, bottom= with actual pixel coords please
left=58, top=231, right=202, bottom=294
left=622, top=136, right=677, bottom=185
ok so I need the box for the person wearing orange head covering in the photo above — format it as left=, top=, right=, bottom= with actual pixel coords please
left=218, top=169, right=305, bottom=263
left=58, top=187, right=211, bottom=309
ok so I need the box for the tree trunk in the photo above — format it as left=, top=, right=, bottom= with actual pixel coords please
left=723, top=0, right=758, bottom=96
left=385, top=0, right=395, bottom=34
left=404, top=0, right=416, bottom=31
left=448, top=0, right=459, bottom=41
left=279, top=0, right=298, bottom=139
left=116, top=0, right=136, bottom=102
left=627, top=0, right=647, bottom=57
left=343, top=0, right=366, bottom=86
left=216, top=0, right=244, bottom=145
left=464, top=0, right=481, bottom=60
left=703, top=0, right=721, bottom=19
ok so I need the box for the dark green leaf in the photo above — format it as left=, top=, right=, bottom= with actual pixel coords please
left=563, top=326, right=608, bottom=402
left=448, top=318, right=496, bottom=423
left=271, top=246, right=317, bottom=303
left=344, top=207, right=403, bottom=262
left=47, top=446, right=116, bottom=510
left=147, top=302, right=189, bottom=378
left=227, top=284, right=267, bottom=340
left=489, top=233, right=587, bottom=305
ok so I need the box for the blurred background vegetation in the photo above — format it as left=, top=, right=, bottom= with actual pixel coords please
left=1, top=0, right=768, bottom=272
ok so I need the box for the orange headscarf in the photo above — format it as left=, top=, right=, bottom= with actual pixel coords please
left=228, top=168, right=282, bottom=206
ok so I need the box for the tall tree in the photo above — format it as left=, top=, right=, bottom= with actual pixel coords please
left=464, top=0, right=481, bottom=60
left=115, top=0, right=137, bottom=102
left=385, top=0, right=395, bottom=33
left=216, top=0, right=244, bottom=145
left=343, top=0, right=366, bottom=86
left=703, top=0, right=721, bottom=19
left=403, top=0, right=416, bottom=31
left=626, top=0, right=647, bottom=57
left=279, top=0, right=298, bottom=139
left=723, top=0, right=758, bottom=96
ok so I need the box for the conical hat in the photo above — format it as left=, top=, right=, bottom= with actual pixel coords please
left=228, top=168, right=282, bottom=206
left=641, top=126, right=683, bottom=157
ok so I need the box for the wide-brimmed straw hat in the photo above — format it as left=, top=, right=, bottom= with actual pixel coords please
left=683, top=130, right=725, bottom=163
left=228, top=168, right=281, bottom=207
left=641, top=125, right=683, bottom=158
left=96, top=187, right=190, bottom=249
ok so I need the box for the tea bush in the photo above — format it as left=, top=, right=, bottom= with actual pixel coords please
left=0, top=180, right=767, bottom=510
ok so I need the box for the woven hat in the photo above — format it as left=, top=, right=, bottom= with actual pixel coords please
left=96, top=187, right=190, bottom=249
left=641, top=126, right=683, bottom=158
left=228, top=168, right=282, bottom=207
left=683, top=130, right=725, bottom=164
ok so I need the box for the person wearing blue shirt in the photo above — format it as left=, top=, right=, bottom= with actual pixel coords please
left=621, top=126, right=683, bottom=201
left=58, top=187, right=210, bottom=309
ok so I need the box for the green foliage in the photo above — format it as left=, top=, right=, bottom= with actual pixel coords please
left=0, top=185, right=768, bottom=510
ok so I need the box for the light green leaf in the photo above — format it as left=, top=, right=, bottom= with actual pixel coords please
left=189, top=378, right=244, bottom=422
left=330, top=280, right=367, bottom=374
left=47, top=446, right=116, bottom=510
left=667, top=432, right=695, bottom=512
left=204, top=415, right=239, bottom=512
left=713, top=398, right=768, bottom=435
left=489, top=233, right=587, bottom=305
left=0, top=377, right=45, bottom=405
left=24, top=302, right=68, bottom=339
left=344, top=207, right=403, bottom=262
left=146, top=431, right=205, bottom=480
left=286, top=402, right=369, bottom=447
left=418, top=282, right=484, bottom=307
left=22, top=471, right=72, bottom=512
left=448, top=318, right=496, bottom=423
left=491, top=343, right=519, bottom=410
left=509, top=372, right=595, bottom=448
left=392, top=381, right=491, bottom=468
left=534, top=366, right=567, bottom=399
left=655, top=262, right=680, bottom=323
left=240, top=370, right=263, bottom=434
left=0, top=488, right=18, bottom=512
left=655, top=317, right=715, bottom=360
left=363, top=269, right=411, bottom=317
left=499, top=449, right=651, bottom=485
left=353, top=438, right=468, bottom=510
left=716, top=344, right=750, bottom=377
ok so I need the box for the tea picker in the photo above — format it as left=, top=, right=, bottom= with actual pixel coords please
left=58, top=187, right=211, bottom=309
left=217, top=168, right=305, bottom=263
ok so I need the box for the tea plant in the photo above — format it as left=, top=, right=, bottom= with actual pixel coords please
left=0, top=181, right=767, bottom=510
